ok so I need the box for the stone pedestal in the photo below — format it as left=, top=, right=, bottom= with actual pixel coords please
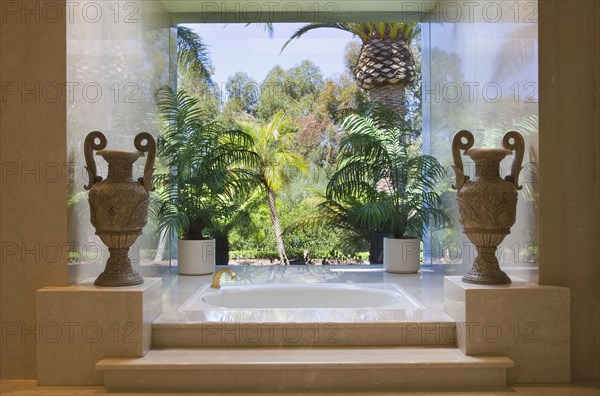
left=36, top=277, right=162, bottom=385
left=444, top=276, right=570, bottom=383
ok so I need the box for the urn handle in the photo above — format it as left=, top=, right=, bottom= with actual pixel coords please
left=83, top=131, right=107, bottom=190
left=502, top=131, right=525, bottom=190
left=451, top=130, right=474, bottom=190
left=134, top=132, right=156, bottom=192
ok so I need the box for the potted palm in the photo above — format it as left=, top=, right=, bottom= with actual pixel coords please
left=153, top=86, right=258, bottom=274
left=327, top=109, right=449, bottom=273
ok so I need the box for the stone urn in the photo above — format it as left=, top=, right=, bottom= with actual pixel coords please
left=84, top=131, right=156, bottom=286
left=451, top=130, right=524, bottom=285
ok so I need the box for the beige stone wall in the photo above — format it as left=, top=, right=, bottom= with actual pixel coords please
left=0, top=0, right=68, bottom=378
left=538, top=0, right=600, bottom=380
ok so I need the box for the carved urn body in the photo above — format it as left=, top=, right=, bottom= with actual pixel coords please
left=84, top=131, right=155, bottom=286
left=452, top=130, right=524, bottom=285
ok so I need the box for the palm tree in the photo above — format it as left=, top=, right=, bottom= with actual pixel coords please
left=153, top=26, right=215, bottom=263
left=327, top=110, right=449, bottom=243
left=282, top=23, right=420, bottom=120
left=153, top=86, right=259, bottom=246
left=290, top=109, right=449, bottom=264
left=239, top=112, right=308, bottom=265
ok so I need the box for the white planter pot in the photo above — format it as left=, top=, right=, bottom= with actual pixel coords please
left=383, top=237, right=421, bottom=274
left=178, top=239, right=215, bottom=275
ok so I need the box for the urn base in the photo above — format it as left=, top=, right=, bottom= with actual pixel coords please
left=462, top=271, right=511, bottom=285
left=94, top=247, right=144, bottom=287
left=461, top=245, right=512, bottom=285
left=94, top=270, right=144, bottom=287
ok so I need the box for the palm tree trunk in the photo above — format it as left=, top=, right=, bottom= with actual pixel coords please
left=367, top=84, right=408, bottom=122
left=154, top=229, right=168, bottom=262
left=369, top=232, right=395, bottom=264
left=266, top=187, right=288, bottom=265
left=214, top=233, right=230, bottom=265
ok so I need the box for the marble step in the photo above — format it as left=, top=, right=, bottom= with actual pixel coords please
left=97, top=346, right=513, bottom=393
left=152, top=321, right=457, bottom=347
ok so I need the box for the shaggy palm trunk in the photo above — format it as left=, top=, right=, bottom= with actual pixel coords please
left=267, top=188, right=289, bottom=265
left=355, top=37, right=415, bottom=123
left=367, top=84, right=409, bottom=122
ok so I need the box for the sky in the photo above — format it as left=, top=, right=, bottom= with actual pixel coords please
left=187, top=23, right=356, bottom=89
left=185, top=22, right=538, bottom=102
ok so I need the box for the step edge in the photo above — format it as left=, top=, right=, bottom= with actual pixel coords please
left=96, top=356, right=514, bottom=370
left=152, top=320, right=456, bottom=328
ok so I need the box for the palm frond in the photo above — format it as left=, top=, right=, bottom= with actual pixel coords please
left=282, top=22, right=420, bottom=54
left=286, top=190, right=371, bottom=240
left=177, top=26, right=213, bottom=83
left=238, top=111, right=308, bottom=193
left=154, top=86, right=261, bottom=239
left=244, top=22, right=274, bottom=38
left=281, top=23, right=368, bottom=53
left=324, top=111, right=450, bottom=238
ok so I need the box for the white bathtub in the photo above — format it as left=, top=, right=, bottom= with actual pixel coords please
left=178, top=283, right=425, bottom=322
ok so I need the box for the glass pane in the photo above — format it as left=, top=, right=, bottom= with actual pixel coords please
left=66, top=1, right=171, bottom=281
left=424, top=21, right=538, bottom=276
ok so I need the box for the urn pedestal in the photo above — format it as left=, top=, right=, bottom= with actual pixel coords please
left=84, top=131, right=156, bottom=286
left=451, top=130, right=524, bottom=285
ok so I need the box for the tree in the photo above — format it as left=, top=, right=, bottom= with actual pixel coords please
left=297, top=108, right=450, bottom=263
left=256, top=66, right=288, bottom=121
left=283, top=23, right=420, bottom=121
left=224, top=72, right=260, bottom=116
left=291, top=189, right=374, bottom=260
left=155, top=26, right=218, bottom=262
left=329, top=110, right=449, bottom=238
left=284, top=60, right=323, bottom=99
left=153, top=86, right=260, bottom=262
left=492, top=25, right=538, bottom=81
left=239, top=112, right=308, bottom=264
left=256, top=61, right=324, bottom=121
left=343, top=40, right=361, bottom=76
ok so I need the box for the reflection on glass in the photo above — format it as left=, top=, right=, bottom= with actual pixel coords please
left=424, top=22, right=538, bottom=271
left=67, top=1, right=170, bottom=279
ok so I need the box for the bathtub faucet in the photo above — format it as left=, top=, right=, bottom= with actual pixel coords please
left=211, top=269, right=238, bottom=289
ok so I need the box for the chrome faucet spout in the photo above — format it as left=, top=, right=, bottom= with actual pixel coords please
left=211, top=269, right=238, bottom=289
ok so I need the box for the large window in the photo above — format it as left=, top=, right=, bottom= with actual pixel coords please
left=66, top=1, right=538, bottom=273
